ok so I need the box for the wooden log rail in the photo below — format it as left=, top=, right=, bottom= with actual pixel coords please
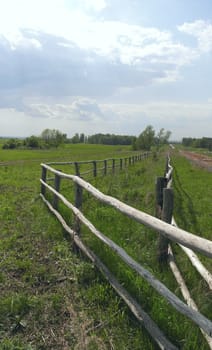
left=41, top=164, right=212, bottom=258
left=40, top=173, right=212, bottom=338
left=40, top=192, right=178, bottom=350
left=40, top=157, right=212, bottom=349
left=156, top=154, right=173, bottom=261
left=156, top=154, right=212, bottom=348
left=46, top=152, right=150, bottom=178
left=40, top=159, right=212, bottom=346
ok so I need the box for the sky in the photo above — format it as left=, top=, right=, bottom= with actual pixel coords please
left=0, top=0, right=212, bottom=140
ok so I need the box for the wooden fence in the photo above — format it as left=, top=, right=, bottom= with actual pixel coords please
left=155, top=155, right=212, bottom=348
left=40, top=154, right=212, bottom=349
left=46, top=152, right=150, bottom=178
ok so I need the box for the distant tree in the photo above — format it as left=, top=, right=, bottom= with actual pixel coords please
left=136, top=125, right=155, bottom=151
left=2, top=138, right=20, bottom=149
left=182, top=138, right=193, bottom=147
left=41, top=129, right=67, bottom=147
left=155, top=128, right=172, bottom=149
left=24, top=135, right=40, bottom=148
left=182, top=136, right=212, bottom=151
left=79, top=133, right=85, bottom=143
left=87, top=133, right=134, bottom=145
left=70, top=133, right=80, bottom=144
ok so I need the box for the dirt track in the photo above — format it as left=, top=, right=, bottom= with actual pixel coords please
left=180, top=150, right=212, bottom=172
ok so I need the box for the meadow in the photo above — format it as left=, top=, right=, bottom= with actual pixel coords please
left=0, top=143, right=211, bottom=349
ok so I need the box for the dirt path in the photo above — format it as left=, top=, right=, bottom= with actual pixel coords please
left=180, top=150, right=212, bottom=172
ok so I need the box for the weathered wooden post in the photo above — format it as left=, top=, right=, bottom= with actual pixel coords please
left=158, top=188, right=174, bottom=263
left=125, top=158, right=128, bottom=167
left=155, top=176, right=169, bottom=264
left=120, top=158, right=123, bottom=170
left=104, top=160, right=107, bottom=175
left=164, top=155, right=169, bottom=176
left=74, top=180, right=83, bottom=236
left=74, top=162, right=80, bottom=176
left=112, top=159, right=115, bottom=174
left=53, top=173, right=61, bottom=210
left=155, top=176, right=167, bottom=219
left=41, top=166, right=47, bottom=196
left=93, top=161, right=97, bottom=177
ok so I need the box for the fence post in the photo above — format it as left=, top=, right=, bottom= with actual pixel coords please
left=41, top=166, right=47, bottom=196
left=93, top=161, right=97, bottom=177
left=120, top=158, right=123, bottom=170
left=74, top=162, right=82, bottom=235
left=155, top=177, right=167, bottom=218
left=125, top=158, right=128, bottom=167
left=75, top=162, right=80, bottom=176
left=74, top=182, right=83, bottom=236
left=158, top=188, right=174, bottom=263
left=164, top=155, right=169, bottom=176
left=112, top=159, right=115, bottom=174
left=104, top=160, right=107, bottom=176
left=53, top=174, right=61, bottom=210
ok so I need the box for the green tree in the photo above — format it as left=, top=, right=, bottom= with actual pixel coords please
left=25, top=135, right=40, bottom=148
left=70, top=133, right=80, bottom=144
left=2, top=138, right=20, bottom=149
left=79, top=133, right=85, bottom=143
left=41, top=129, right=66, bottom=147
left=156, top=128, right=171, bottom=149
left=136, top=125, right=155, bottom=151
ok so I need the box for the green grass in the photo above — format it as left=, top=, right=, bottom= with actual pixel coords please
left=0, top=144, right=211, bottom=349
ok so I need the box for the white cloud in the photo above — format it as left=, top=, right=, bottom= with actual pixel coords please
left=178, top=20, right=212, bottom=53
left=16, top=98, right=212, bottom=138
left=1, top=29, right=42, bottom=50
left=0, top=1, right=211, bottom=139
left=0, top=97, right=211, bottom=139
left=79, top=0, right=107, bottom=12
left=24, top=98, right=104, bottom=122
left=0, top=0, right=199, bottom=73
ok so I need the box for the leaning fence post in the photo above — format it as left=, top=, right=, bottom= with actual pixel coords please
left=112, top=159, right=115, bottom=174
left=164, top=155, right=169, bottom=176
left=104, top=160, right=107, bottom=176
left=75, top=162, right=80, bottom=176
left=120, top=158, right=123, bottom=170
left=155, top=176, right=167, bottom=218
left=93, top=161, right=97, bottom=177
left=158, top=188, right=174, bottom=263
left=53, top=174, right=61, bottom=210
left=74, top=181, right=83, bottom=236
left=41, top=166, right=47, bottom=196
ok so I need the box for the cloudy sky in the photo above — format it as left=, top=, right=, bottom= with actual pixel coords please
left=0, top=0, right=212, bottom=139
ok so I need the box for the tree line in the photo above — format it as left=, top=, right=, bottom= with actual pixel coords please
left=2, top=125, right=171, bottom=150
left=69, top=126, right=171, bottom=150
left=2, top=129, right=67, bottom=149
left=182, top=137, right=212, bottom=151
left=69, top=133, right=135, bottom=145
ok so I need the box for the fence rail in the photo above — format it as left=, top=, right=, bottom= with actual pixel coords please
left=46, top=152, right=150, bottom=178
left=40, top=154, right=212, bottom=349
left=41, top=163, right=212, bottom=258
left=156, top=155, right=212, bottom=349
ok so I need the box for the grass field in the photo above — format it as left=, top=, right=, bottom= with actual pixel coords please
left=0, top=144, right=211, bottom=349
